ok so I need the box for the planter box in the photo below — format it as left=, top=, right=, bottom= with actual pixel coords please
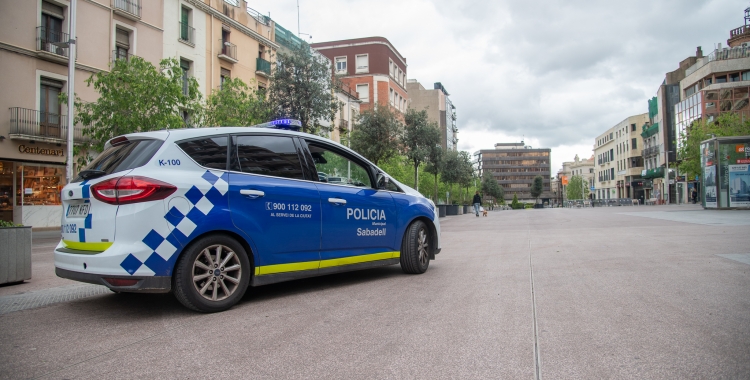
left=0, top=227, right=32, bottom=284
left=446, top=205, right=460, bottom=215
left=463, top=205, right=470, bottom=214
left=437, top=205, right=447, bottom=218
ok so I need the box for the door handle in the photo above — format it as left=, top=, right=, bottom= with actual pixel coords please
left=328, top=197, right=347, bottom=205
left=240, top=189, right=265, bottom=198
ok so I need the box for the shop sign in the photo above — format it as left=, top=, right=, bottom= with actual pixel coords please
left=18, top=145, right=64, bottom=157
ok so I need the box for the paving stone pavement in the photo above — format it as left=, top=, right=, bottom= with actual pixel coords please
left=0, top=284, right=112, bottom=315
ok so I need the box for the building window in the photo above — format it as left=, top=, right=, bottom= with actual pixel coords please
left=335, top=56, right=347, bottom=73
left=220, top=68, right=230, bottom=89
left=632, top=138, right=637, bottom=149
left=389, top=59, right=394, bottom=77
left=40, top=78, right=64, bottom=138
left=180, top=6, right=192, bottom=43
left=356, top=83, right=369, bottom=103
left=355, top=54, right=368, bottom=73
left=40, top=1, right=65, bottom=54
left=115, top=28, right=130, bottom=60
left=180, top=59, right=191, bottom=95
left=389, top=88, right=394, bottom=105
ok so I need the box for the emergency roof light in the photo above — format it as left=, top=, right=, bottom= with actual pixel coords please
left=253, top=119, right=302, bottom=131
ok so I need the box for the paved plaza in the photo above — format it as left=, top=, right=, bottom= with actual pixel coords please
left=1, top=205, right=749, bottom=379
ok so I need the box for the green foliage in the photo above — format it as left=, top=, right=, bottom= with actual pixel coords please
left=203, top=77, right=272, bottom=126
left=350, top=105, right=403, bottom=166
left=511, top=193, right=521, bottom=209
left=423, top=139, right=444, bottom=202
left=481, top=170, right=504, bottom=203
left=269, top=43, right=340, bottom=135
left=457, top=151, right=476, bottom=203
left=566, top=175, right=589, bottom=200
left=677, top=113, right=750, bottom=178
left=530, top=175, right=544, bottom=200
left=64, top=57, right=202, bottom=168
left=402, top=108, right=441, bottom=190
left=0, top=220, right=22, bottom=227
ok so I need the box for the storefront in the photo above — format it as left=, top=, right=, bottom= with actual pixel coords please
left=1, top=140, right=68, bottom=227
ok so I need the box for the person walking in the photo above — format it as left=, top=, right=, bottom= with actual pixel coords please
left=472, top=191, right=482, bottom=217
left=691, top=187, right=697, bottom=204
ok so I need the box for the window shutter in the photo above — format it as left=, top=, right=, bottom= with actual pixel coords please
left=42, top=1, right=65, bottom=18
left=116, top=29, right=130, bottom=48
left=41, top=78, right=64, bottom=88
left=356, top=55, right=368, bottom=69
left=221, top=68, right=231, bottom=78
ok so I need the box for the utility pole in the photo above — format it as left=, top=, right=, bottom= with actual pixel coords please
left=66, top=0, right=77, bottom=183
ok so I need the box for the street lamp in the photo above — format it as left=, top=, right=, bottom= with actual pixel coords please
left=64, top=0, right=77, bottom=183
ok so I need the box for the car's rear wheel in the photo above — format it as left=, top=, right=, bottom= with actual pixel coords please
left=400, top=220, right=430, bottom=274
left=174, top=234, right=250, bottom=312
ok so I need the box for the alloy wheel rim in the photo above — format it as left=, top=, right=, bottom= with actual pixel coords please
left=417, top=228, right=429, bottom=266
left=192, top=244, right=241, bottom=301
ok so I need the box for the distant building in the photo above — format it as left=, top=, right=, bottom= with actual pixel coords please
left=311, top=37, right=408, bottom=115
left=476, top=142, right=552, bottom=203
left=558, top=155, right=595, bottom=201
left=593, top=114, right=648, bottom=202
left=407, top=80, right=457, bottom=151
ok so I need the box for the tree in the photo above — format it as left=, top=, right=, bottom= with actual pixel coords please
left=269, top=43, right=340, bottom=135
left=402, top=109, right=440, bottom=190
left=566, top=175, right=590, bottom=200
left=65, top=57, right=202, bottom=167
left=457, top=151, right=475, bottom=203
left=441, top=150, right=463, bottom=203
left=350, top=105, right=403, bottom=166
left=424, top=143, right=444, bottom=203
left=530, top=175, right=544, bottom=203
left=677, top=113, right=750, bottom=178
left=203, top=77, right=272, bottom=126
left=511, top=193, right=521, bottom=209
left=481, top=171, right=504, bottom=204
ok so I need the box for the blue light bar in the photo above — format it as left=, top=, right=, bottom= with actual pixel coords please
left=253, top=119, right=302, bottom=131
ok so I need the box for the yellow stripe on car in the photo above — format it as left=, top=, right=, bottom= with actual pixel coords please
left=62, top=240, right=114, bottom=252
left=255, top=251, right=401, bottom=275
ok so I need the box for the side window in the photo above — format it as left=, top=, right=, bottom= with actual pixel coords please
left=177, top=136, right=228, bottom=169
left=306, top=141, right=373, bottom=188
left=385, top=177, right=402, bottom=192
left=231, top=135, right=304, bottom=180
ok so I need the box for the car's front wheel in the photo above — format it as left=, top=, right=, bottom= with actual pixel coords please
left=174, top=234, right=251, bottom=312
left=400, top=220, right=430, bottom=274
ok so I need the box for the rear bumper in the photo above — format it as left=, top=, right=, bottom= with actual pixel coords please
left=56, top=267, right=171, bottom=293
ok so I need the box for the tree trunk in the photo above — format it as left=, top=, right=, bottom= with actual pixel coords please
left=434, top=173, right=438, bottom=203
left=414, top=163, right=419, bottom=191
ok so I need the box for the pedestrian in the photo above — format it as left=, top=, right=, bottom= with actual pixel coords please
left=472, top=191, right=481, bottom=217
left=691, top=187, right=697, bottom=204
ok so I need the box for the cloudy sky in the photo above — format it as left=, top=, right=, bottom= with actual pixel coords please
left=252, top=0, right=744, bottom=172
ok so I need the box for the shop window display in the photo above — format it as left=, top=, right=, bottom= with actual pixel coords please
left=16, top=165, right=64, bottom=206
left=0, top=162, right=13, bottom=222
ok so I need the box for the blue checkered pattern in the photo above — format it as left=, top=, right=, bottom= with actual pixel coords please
left=120, top=170, right=229, bottom=276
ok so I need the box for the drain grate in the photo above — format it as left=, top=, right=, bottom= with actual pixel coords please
left=0, top=284, right=112, bottom=315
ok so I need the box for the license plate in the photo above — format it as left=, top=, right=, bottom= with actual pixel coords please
left=67, top=203, right=90, bottom=218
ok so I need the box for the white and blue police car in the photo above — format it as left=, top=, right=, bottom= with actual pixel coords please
left=55, top=120, right=441, bottom=312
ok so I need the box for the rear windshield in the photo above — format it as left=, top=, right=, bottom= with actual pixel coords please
left=74, top=139, right=163, bottom=182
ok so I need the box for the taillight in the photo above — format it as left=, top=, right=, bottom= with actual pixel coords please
left=92, top=176, right=177, bottom=205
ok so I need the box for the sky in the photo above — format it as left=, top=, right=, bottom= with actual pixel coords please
left=251, top=0, right=745, bottom=173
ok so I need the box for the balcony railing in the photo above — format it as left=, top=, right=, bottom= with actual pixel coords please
left=218, top=40, right=237, bottom=62
left=641, top=146, right=660, bottom=158
left=256, top=57, right=271, bottom=75
left=112, top=50, right=135, bottom=63
left=730, top=25, right=750, bottom=39
left=36, top=26, right=69, bottom=58
left=179, top=22, right=194, bottom=44
left=9, top=107, right=87, bottom=143
left=246, top=7, right=270, bottom=26
left=112, top=0, right=141, bottom=19
left=338, top=119, right=349, bottom=129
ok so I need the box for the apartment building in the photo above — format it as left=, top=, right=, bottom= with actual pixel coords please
left=558, top=155, right=595, bottom=201
left=0, top=0, right=164, bottom=226
left=593, top=114, right=648, bottom=202
left=311, top=37, right=408, bottom=115
left=407, top=80, right=458, bottom=151
left=476, top=142, right=552, bottom=203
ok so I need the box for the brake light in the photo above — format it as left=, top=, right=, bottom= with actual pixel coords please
left=92, top=176, right=177, bottom=205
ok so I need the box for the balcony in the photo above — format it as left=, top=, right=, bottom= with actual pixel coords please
left=9, top=107, right=87, bottom=145
left=642, top=167, right=665, bottom=179
left=218, top=40, right=237, bottom=63
left=247, top=7, right=271, bottom=26
left=112, top=0, right=141, bottom=21
left=256, top=57, right=271, bottom=77
left=36, top=26, right=70, bottom=64
left=179, top=22, right=195, bottom=46
left=338, top=119, right=349, bottom=130
left=641, top=146, right=660, bottom=158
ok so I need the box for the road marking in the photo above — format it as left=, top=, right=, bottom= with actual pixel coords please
left=528, top=221, right=542, bottom=380
left=716, top=254, right=750, bottom=266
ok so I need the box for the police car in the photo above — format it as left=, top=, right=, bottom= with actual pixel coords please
left=55, top=120, right=441, bottom=312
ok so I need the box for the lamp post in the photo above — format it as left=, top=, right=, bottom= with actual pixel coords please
left=663, top=149, right=673, bottom=205
left=65, top=0, right=77, bottom=183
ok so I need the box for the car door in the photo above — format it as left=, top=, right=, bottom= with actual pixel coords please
left=227, top=134, right=321, bottom=275
left=303, top=139, right=398, bottom=266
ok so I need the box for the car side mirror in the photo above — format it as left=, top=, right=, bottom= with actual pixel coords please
left=377, top=173, right=389, bottom=190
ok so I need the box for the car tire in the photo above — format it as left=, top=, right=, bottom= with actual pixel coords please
left=173, top=234, right=251, bottom=312
left=400, top=220, right=430, bottom=274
